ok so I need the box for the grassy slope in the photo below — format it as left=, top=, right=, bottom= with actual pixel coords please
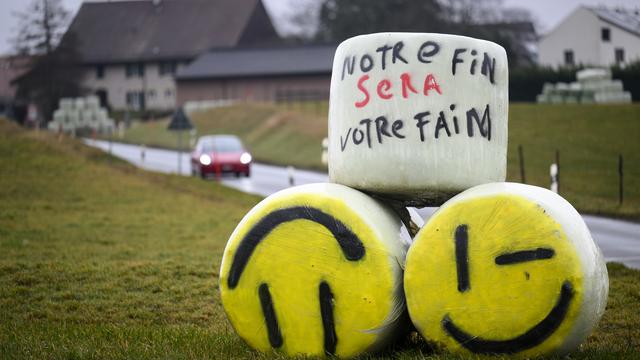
left=0, top=119, right=262, bottom=358
left=1, top=118, right=639, bottom=358
left=118, top=102, right=640, bottom=220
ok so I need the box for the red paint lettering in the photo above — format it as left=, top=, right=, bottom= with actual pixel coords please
left=355, top=75, right=370, bottom=108
left=423, top=74, right=442, bottom=95
left=376, top=79, right=393, bottom=100
left=400, top=73, right=418, bottom=99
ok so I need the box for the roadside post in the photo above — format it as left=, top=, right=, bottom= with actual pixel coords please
left=321, top=137, right=328, bottom=166
left=518, top=144, right=526, bottom=183
left=619, top=154, right=624, bottom=205
left=287, top=166, right=295, bottom=186
left=550, top=163, right=558, bottom=193
left=140, top=144, right=146, bottom=164
left=167, top=107, right=194, bottom=175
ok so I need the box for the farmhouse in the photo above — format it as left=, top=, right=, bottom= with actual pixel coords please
left=61, top=0, right=279, bottom=111
left=539, top=6, right=640, bottom=67
left=176, top=45, right=336, bottom=105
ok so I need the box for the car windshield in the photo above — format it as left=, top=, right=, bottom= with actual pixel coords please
left=200, top=137, right=243, bottom=153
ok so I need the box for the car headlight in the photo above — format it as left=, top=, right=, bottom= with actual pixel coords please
left=240, top=152, right=252, bottom=164
left=199, top=154, right=212, bottom=165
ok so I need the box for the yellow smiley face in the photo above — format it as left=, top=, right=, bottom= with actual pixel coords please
left=404, top=184, right=602, bottom=357
left=219, top=183, right=408, bottom=358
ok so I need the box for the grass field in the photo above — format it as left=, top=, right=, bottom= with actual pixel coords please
left=116, top=102, right=640, bottom=220
left=1, top=118, right=640, bottom=358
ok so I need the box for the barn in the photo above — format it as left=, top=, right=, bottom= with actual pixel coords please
left=175, top=45, right=336, bottom=105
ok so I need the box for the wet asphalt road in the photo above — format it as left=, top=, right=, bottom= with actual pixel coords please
left=86, top=139, right=640, bottom=269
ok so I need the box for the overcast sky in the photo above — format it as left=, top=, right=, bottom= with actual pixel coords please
left=0, top=0, right=638, bottom=55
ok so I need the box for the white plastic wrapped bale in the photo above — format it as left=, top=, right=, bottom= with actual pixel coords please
left=64, top=110, right=79, bottom=131
left=328, top=33, right=508, bottom=205
left=74, top=97, right=86, bottom=110
left=59, top=98, right=74, bottom=112
left=86, top=95, right=100, bottom=110
left=220, top=183, right=409, bottom=358
left=576, top=68, right=610, bottom=83
left=404, top=182, right=608, bottom=358
left=79, top=109, right=96, bottom=128
left=48, top=110, right=66, bottom=131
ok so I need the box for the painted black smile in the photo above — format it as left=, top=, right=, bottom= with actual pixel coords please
left=442, top=281, right=574, bottom=354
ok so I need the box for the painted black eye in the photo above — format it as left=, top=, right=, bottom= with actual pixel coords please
left=495, top=248, right=555, bottom=265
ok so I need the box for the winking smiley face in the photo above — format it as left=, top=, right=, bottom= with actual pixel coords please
left=404, top=183, right=608, bottom=358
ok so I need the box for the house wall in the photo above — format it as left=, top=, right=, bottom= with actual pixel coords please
left=176, top=75, right=331, bottom=105
left=539, top=7, right=640, bottom=67
left=80, top=61, right=189, bottom=111
left=539, top=7, right=600, bottom=67
left=599, top=20, right=640, bottom=65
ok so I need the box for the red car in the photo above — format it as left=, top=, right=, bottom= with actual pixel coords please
left=191, top=135, right=252, bottom=178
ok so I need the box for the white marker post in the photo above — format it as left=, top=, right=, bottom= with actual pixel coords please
left=321, top=137, right=329, bottom=165
left=550, top=163, right=558, bottom=193
left=328, top=33, right=508, bottom=205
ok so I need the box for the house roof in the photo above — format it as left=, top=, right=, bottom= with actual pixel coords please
left=589, top=7, right=640, bottom=37
left=176, top=45, right=337, bottom=80
left=63, top=0, right=277, bottom=64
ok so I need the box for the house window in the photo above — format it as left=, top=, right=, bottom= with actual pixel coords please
left=126, top=91, right=145, bottom=110
left=147, top=89, right=156, bottom=98
left=601, top=28, right=610, bottom=42
left=615, top=48, right=625, bottom=64
left=96, top=65, right=105, bottom=79
left=125, top=63, right=145, bottom=78
left=158, top=61, right=177, bottom=76
left=165, top=89, right=173, bottom=98
left=564, top=50, right=574, bottom=66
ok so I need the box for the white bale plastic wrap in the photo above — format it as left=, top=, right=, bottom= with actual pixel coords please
left=328, top=33, right=508, bottom=205
left=404, top=182, right=608, bottom=358
left=220, top=183, right=409, bottom=358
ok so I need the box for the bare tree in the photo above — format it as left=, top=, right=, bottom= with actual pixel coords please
left=13, top=0, right=70, bottom=56
left=11, top=0, right=81, bottom=124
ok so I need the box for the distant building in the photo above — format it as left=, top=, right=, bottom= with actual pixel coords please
left=176, top=45, right=336, bottom=105
left=0, top=55, right=32, bottom=117
left=539, top=6, right=640, bottom=67
left=61, top=0, right=279, bottom=111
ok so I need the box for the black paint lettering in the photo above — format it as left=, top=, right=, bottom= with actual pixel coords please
left=341, top=56, right=355, bottom=80
left=319, top=281, right=337, bottom=355
left=455, top=224, right=470, bottom=293
left=481, top=52, right=496, bottom=84
left=417, top=41, right=440, bottom=63
left=452, top=48, right=467, bottom=75
left=392, top=120, right=405, bottom=139
left=435, top=111, right=451, bottom=138
left=466, top=104, right=492, bottom=140
left=453, top=116, right=459, bottom=134
left=374, top=116, right=391, bottom=144
left=352, top=128, right=365, bottom=145
left=414, top=111, right=431, bottom=142
left=227, top=207, right=365, bottom=289
left=259, top=283, right=283, bottom=348
left=340, top=128, right=352, bottom=152
left=392, top=41, right=408, bottom=65
left=442, top=282, right=574, bottom=354
left=359, top=118, right=372, bottom=148
left=495, top=248, right=555, bottom=265
left=376, top=44, right=392, bottom=70
left=360, top=54, right=374, bottom=73
left=470, top=49, right=478, bottom=74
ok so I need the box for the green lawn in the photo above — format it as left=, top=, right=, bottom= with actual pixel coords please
left=1, top=118, right=640, bottom=358
left=116, top=102, right=640, bottom=220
